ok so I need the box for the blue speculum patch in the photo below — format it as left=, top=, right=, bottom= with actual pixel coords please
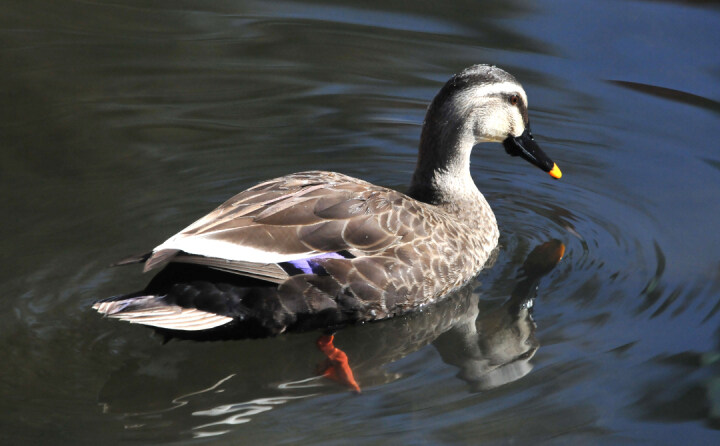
left=282, top=251, right=352, bottom=275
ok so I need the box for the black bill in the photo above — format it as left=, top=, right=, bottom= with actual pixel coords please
left=503, top=124, right=561, bottom=179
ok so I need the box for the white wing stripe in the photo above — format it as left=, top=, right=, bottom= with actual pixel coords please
left=154, top=237, right=317, bottom=264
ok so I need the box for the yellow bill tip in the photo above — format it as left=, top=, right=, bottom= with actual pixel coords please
left=548, top=163, right=562, bottom=179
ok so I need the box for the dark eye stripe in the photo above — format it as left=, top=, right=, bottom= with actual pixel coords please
left=499, top=92, right=522, bottom=104
left=518, top=101, right=528, bottom=124
left=499, top=93, right=529, bottom=124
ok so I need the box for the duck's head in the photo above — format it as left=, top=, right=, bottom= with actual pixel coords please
left=419, top=64, right=561, bottom=180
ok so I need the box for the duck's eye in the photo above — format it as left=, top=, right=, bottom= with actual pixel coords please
left=509, top=95, right=520, bottom=106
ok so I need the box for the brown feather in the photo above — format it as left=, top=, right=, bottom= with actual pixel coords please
left=140, top=171, right=499, bottom=315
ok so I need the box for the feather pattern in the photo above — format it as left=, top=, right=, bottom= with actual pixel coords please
left=93, top=64, right=560, bottom=337
left=93, top=295, right=234, bottom=331
left=142, top=171, right=499, bottom=316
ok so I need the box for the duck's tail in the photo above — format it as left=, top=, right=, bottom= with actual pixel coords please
left=93, top=262, right=361, bottom=340
left=93, top=293, right=234, bottom=331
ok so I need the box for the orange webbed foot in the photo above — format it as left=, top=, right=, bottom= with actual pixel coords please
left=316, top=334, right=361, bottom=394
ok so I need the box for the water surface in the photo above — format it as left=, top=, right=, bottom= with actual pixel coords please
left=2, top=0, right=720, bottom=444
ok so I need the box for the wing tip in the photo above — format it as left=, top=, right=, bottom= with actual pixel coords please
left=143, top=249, right=181, bottom=272
left=110, top=252, right=152, bottom=267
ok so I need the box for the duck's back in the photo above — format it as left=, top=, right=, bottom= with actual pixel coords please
left=94, top=171, right=499, bottom=336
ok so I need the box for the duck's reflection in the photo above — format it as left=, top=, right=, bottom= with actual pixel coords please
left=434, top=240, right=564, bottom=392
left=98, top=240, right=563, bottom=436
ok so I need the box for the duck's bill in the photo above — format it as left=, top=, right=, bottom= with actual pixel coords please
left=503, top=126, right=562, bottom=179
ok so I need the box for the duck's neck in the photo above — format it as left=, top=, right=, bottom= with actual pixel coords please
left=408, top=116, right=486, bottom=217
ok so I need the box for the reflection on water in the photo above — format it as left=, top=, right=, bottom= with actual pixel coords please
left=2, top=0, right=720, bottom=444
left=98, top=240, right=563, bottom=438
left=434, top=241, right=564, bottom=392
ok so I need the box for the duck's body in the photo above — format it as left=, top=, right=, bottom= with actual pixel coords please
left=94, top=64, right=560, bottom=339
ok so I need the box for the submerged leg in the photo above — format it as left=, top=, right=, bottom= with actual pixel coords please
left=316, top=334, right=361, bottom=393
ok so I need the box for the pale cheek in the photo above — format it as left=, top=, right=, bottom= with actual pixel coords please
left=510, top=113, right=525, bottom=137
left=477, top=111, right=512, bottom=141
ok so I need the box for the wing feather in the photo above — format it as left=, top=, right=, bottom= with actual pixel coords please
left=144, top=171, right=422, bottom=277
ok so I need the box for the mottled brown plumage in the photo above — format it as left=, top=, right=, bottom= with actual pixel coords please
left=93, top=64, right=560, bottom=334
left=139, top=171, right=498, bottom=321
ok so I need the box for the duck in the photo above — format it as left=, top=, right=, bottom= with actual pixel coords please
left=93, top=64, right=561, bottom=341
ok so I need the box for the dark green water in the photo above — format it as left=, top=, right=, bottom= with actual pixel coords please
left=2, top=0, right=720, bottom=444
